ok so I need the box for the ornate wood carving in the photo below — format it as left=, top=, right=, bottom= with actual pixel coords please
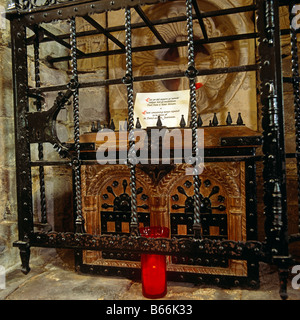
left=81, top=161, right=247, bottom=277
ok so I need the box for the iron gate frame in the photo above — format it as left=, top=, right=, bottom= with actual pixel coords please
left=5, top=0, right=300, bottom=299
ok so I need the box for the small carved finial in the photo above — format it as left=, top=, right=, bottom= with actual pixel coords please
left=97, top=120, right=102, bottom=131
left=197, top=114, right=203, bottom=127
left=136, top=117, right=141, bottom=129
left=156, top=115, right=162, bottom=127
left=91, top=122, right=97, bottom=132
left=226, top=112, right=232, bottom=126
left=180, top=115, right=186, bottom=128
left=212, top=113, right=218, bottom=126
left=110, top=119, right=115, bottom=131
left=236, top=113, right=244, bottom=125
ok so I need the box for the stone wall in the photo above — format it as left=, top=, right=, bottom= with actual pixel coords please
left=0, top=0, right=19, bottom=270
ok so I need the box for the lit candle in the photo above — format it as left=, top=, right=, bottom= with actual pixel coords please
left=140, top=226, right=169, bottom=299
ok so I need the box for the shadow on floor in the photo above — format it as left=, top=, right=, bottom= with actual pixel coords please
left=0, top=248, right=299, bottom=300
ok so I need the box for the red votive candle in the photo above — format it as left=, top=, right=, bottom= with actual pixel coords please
left=139, top=226, right=169, bottom=299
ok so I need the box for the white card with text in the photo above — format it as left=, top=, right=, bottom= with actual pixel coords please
left=134, top=90, right=190, bottom=128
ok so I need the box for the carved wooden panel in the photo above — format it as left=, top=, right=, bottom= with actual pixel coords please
left=81, top=161, right=247, bottom=277
left=81, top=165, right=153, bottom=265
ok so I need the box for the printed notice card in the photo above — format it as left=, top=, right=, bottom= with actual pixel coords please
left=134, top=90, right=190, bottom=128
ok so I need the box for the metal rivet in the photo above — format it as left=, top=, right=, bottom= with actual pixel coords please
left=250, top=280, right=257, bottom=287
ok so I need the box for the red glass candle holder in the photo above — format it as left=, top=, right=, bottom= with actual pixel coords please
left=139, top=226, right=169, bottom=299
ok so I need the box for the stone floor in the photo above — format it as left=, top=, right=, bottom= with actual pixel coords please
left=0, top=248, right=299, bottom=301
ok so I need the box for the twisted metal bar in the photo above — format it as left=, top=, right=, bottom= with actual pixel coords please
left=70, top=17, right=85, bottom=233
left=124, top=8, right=138, bottom=236
left=185, top=0, right=202, bottom=239
left=33, top=25, right=47, bottom=225
left=289, top=4, right=300, bottom=233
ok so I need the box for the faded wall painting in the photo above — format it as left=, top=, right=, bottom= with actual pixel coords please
left=106, top=0, right=257, bottom=130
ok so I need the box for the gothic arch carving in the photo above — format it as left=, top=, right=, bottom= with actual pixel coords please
left=157, top=163, right=241, bottom=198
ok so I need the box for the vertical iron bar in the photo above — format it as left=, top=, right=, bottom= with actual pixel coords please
left=11, top=19, right=32, bottom=274
left=289, top=2, right=300, bottom=233
left=33, top=25, right=47, bottom=225
left=123, top=8, right=138, bottom=236
left=70, top=17, right=85, bottom=234
left=245, top=158, right=260, bottom=288
left=185, top=0, right=202, bottom=239
left=257, top=0, right=289, bottom=300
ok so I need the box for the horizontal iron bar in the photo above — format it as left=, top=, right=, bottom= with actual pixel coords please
left=279, top=0, right=300, bottom=6
left=30, top=154, right=259, bottom=167
left=48, top=32, right=258, bottom=63
left=28, top=4, right=256, bottom=46
left=28, top=64, right=258, bottom=94
left=20, top=231, right=270, bottom=262
left=283, top=76, right=300, bottom=83
left=79, top=263, right=257, bottom=288
left=30, top=160, right=71, bottom=167
left=221, top=136, right=262, bottom=146
left=6, top=0, right=171, bottom=22
left=77, top=148, right=256, bottom=161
